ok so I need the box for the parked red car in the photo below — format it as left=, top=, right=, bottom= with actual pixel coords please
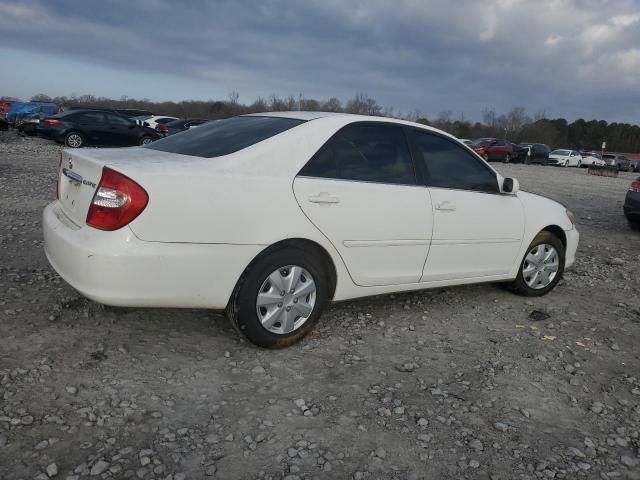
left=470, top=138, right=515, bottom=163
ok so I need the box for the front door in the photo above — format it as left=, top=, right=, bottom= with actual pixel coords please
left=409, top=129, right=524, bottom=281
left=293, top=123, right=433, bottom=287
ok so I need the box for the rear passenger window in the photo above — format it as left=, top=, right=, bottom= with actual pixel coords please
left=299, top=124, right=416, bottom=185
left=413, top=130, right=498, bottom=193
left=78, top=112, right=106, bottom=124
left=146, top=116, right=305, bottom=158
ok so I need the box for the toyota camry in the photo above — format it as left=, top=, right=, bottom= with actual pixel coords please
left=43, top=112, right=579, bottom=348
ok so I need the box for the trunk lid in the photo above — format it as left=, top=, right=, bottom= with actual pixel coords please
left=57, top=150, right=106, bottom=226
left=57, top=147, right=213, bottom=227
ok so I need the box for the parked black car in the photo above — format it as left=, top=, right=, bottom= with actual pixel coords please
left=520, top=143, right=551, bottom=165
left=156, top=118, right=208, bottom=136
left=66, top=106, right=154, bottom=118
left=508, top=142, right=529, bottom=163
left=624, top=177, right=640, bottom=229
left=602, top=154, right=632, bottom=172
left=116, top=109, right=154, bottom=118
left=38, top=109, right=161, bottom=148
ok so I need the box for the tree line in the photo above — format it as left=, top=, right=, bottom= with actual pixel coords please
left=29, top=92, right=640, bottom=153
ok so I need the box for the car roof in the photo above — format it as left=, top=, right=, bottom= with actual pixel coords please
left=241, top=111, right=350, bottom=121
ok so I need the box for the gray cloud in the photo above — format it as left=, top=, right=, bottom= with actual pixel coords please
left=1, top=0, right=639, bottom=121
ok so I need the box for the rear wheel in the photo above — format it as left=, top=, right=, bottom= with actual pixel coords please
left=508, top=231, right=565, bottom=296
left=139, top=136, right=154, bottom=146
left=65, top=132, right=84, bottom=148
left=577, top=160, right=582, bottom=168
left=483, top=153, right=489, bottom=162
left=227, top=248, right=329, bottom=348
left=503, top=153, right=511, bottom=163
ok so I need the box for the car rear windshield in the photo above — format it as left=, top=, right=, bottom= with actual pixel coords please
left=145, top=116, right=306, bottom=158
left=551, top=150, right=570, bottom=155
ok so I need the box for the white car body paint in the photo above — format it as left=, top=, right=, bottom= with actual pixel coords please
left=43, top=112, right=579, bottom=309
left=580, top=154, right=605, bottom=167
left=137, top=115, right=178, bottom=129
left=548, top=150, right=582, bottom=167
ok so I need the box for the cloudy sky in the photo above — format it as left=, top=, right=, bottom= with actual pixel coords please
left=1, top=0, right=639, bottom=122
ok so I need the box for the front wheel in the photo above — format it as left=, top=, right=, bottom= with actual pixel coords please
left=483, top=153, right=490, bottom=162
left=65, top=132, right=84, bottom=148
left=577, top=160, right=581, bottom=168
left=507, top=231, right=565, bottom=296
left=227, top=248, right=329, bottom=348
left=139, top=136, right=154, bottom=146
left=503, top=153, right=511, bottom=163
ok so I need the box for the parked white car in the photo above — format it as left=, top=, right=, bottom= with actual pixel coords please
left=579, top=151, right=605, bottom=167
left=133, top=115, right=178, bottom=129
left=43, top=113, right=579, bottom=348
left=548, top=149, right=582, bottom=167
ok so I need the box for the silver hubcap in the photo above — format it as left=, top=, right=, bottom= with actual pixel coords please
left=522, top=244, right=559, bottom=289
left=67, top=134, right=82, bottom=147
left=256, top=265, right=316, bottom=335
left=141, top=137, right=152, bottom=145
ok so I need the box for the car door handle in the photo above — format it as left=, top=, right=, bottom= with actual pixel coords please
left=308, top=193, right=340, bottom=204
left=435, top=201, right=456, bottom=212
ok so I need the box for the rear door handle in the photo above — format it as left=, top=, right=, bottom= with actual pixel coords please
left=435, top=201, right=456, bottom=212
left=309, top=193, right=340, bottom=204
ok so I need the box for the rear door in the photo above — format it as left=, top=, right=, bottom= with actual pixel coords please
left=293, top=123, right=433, bottom=287
left=75, top=112, right=110, bottom=145
left=410, top=129, right=524, bottom=281
left=104, top=113, right=138, bottom=146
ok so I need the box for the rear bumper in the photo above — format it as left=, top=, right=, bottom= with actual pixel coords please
left=43, top=202, right=264, bottom=309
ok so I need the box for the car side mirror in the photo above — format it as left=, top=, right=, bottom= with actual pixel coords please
left=502, top=177, right=519, bottom=194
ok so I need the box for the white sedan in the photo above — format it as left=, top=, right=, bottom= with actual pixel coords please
left=133, top=115, right=178, bottom=129
left=43, top=112, right=579, bottom=348
left=579, top=152, right=606, bottom=167
left=548, top=149, right=582, bottom=167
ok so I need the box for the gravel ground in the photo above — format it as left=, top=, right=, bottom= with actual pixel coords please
left=1, top=131, right=639, bottom=480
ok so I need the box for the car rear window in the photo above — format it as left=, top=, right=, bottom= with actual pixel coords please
left=145, top=116, right=306, bottom=158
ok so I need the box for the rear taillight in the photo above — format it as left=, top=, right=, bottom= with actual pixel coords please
left=86, top=167, right=148, bottom=231
left=45, top=119, right=60, bottom=127
left=630, top=181, right=640, bottom=193
left=157, top=125, right=169, bottom=134
left=56, top=152, right=62, bottom=199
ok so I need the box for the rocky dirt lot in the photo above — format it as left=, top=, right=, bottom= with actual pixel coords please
left=0, top=131, right=639, bottom=480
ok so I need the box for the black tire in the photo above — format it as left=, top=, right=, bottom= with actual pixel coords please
left=64, top=131, right=84, bottom=148
left=503, top=153, right=511, bottom=163
left=227, top=248, right=329, bottom=348
left=483, top=153, right=490, bottom=162
left=139, top=136, right=154, bottom=146
left=628, top=219, right=640, bottom=231
left=507, top=231, right=565, bottom=297
left=524, top=156, right=531, bottom=165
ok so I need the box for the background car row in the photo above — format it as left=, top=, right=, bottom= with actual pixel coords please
left=0, top=98, right=211, bottom=148
left=460, top=137, right=639, bottom=171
